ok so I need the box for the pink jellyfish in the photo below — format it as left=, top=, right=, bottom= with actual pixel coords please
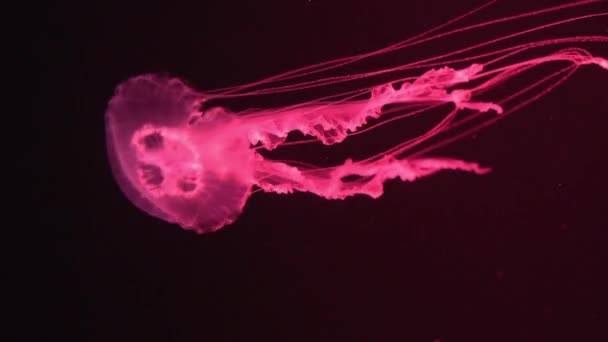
left=105, top=0, right=607, bottom=233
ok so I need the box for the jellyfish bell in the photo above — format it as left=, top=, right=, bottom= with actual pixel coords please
left=105, top=1, right=607, bottom=233
left=106, top=75, right=255, bottom=232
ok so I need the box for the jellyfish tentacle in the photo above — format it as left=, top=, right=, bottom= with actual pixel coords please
left=582, top=56, right=608, bottom=70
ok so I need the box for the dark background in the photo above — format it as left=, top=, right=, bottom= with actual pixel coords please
left=36, top=0, right=607, bottom=341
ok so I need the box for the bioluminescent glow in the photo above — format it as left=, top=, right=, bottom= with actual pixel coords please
left=105, top=0, right=607, bottom=233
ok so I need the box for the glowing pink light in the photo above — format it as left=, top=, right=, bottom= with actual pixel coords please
left=105, top=1, right=607, bottom=233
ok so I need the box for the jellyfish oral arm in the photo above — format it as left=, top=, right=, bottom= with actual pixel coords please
left=246, top=49, right=608, bottom=153
left=245, top=63, right=503, bottom=150
left=255, top=155, right=489, bottom=200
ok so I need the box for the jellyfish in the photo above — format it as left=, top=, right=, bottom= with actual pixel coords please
left=105, top=0, right=607, bottom=233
